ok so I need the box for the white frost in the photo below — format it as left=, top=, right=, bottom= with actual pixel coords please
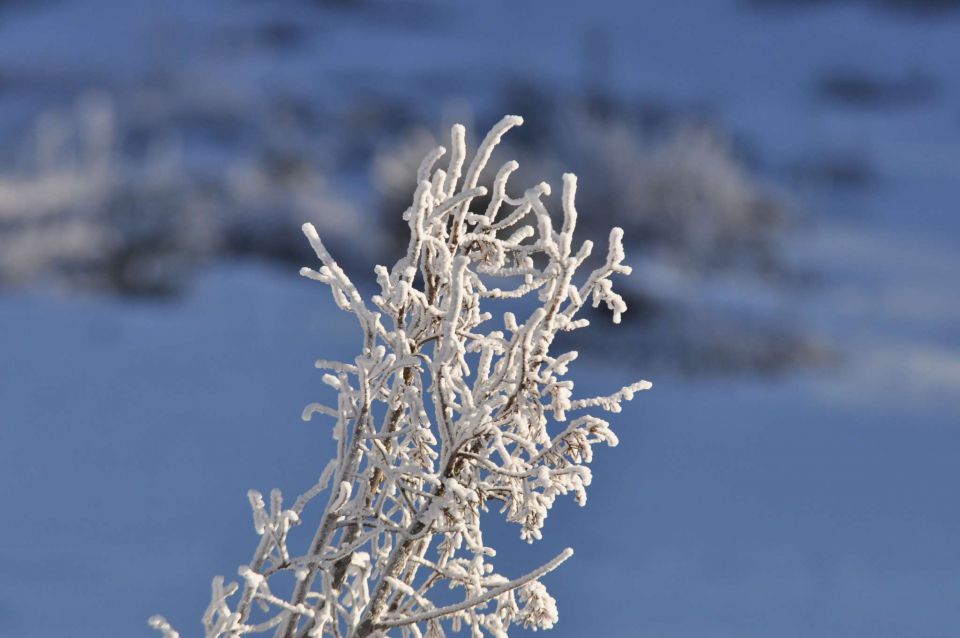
left=153, top=116, right=650, bottom=638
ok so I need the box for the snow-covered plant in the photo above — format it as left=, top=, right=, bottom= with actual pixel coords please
left=151, top=115, right=651, bottom=638
left=375, top=108, right=786, bottom=273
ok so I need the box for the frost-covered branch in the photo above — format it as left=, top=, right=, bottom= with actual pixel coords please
left=152, top=115, right=651, bottom=638
left=375, top=548, right=573, bottom=630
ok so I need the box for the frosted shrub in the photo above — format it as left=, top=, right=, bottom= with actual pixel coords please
left=0, top=95, right=213, bottom=293
left=0, top=96, right=116, bottom=286
left=0, top=94, right=358, bottom=293
left=587, top=122, right=784, bottom=272
left=151, top=116, right=650, bottom=637
left=523, top=113, right=785, bottom=273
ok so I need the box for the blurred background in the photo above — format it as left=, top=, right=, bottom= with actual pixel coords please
left=1, top=0, right=958, bottom=636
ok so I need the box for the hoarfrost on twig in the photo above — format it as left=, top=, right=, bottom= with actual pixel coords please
left=153, top=115, right=650, bottom=638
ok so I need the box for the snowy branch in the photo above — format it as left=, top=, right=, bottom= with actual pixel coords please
left=153, top=115, right=650, bottom=638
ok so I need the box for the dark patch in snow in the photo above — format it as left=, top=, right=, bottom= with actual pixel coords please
left=817, top=68, right=939, bottom=109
